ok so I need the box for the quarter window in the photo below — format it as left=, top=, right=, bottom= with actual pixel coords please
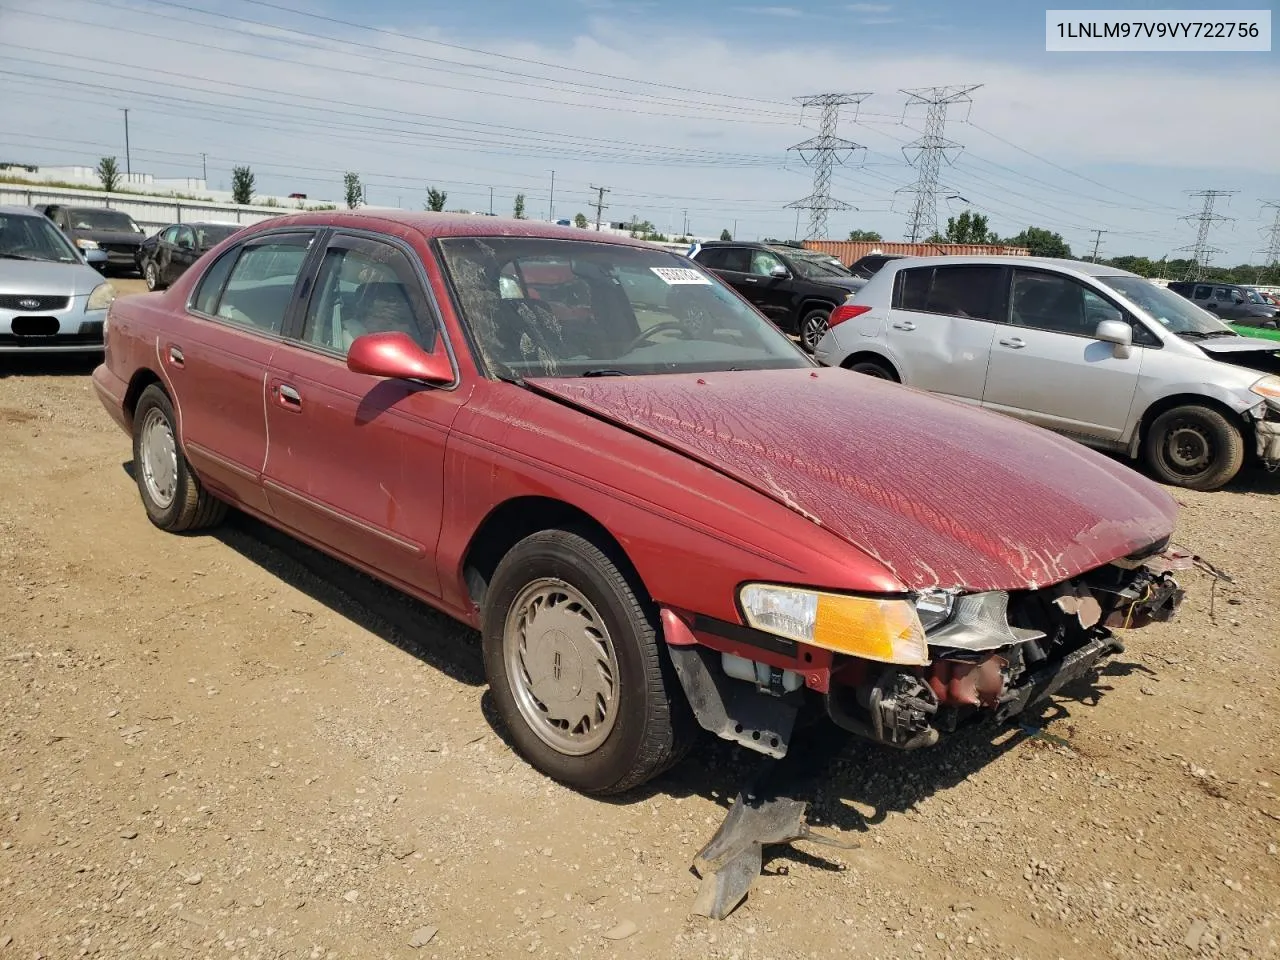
left=895, top=265, right=1001, bottom=321
left=300, top=238, right=432, bottom=356
left=209, top=236, right=312, bottom=334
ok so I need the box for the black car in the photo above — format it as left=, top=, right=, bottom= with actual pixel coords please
left=690, top=241, right=865, bottom=351
left=35, top=204, right=146, bottom=275
left=137, top=221, right=242, bottom=291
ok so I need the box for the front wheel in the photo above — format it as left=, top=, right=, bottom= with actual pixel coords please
left=1143, top=404, right=1244, bottom=491
left=799, top=308, right=830, bottom=354
left=481, top=529, right=691, bottom=795
left=143, top=260, right=164, bottom=292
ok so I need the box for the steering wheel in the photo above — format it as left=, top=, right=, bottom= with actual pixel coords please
left=623, top=320, right=689, bottom=353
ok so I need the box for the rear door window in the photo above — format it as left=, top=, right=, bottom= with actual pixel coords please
left=894, top=265, right=1002, bottom=321
left=190, top=233, right=315, bottom=334
left=695, top=248, right=727, bottom=269
left=1193, top=284, right=1212, bottom=299
left=719, top=247, right=751, bottom=272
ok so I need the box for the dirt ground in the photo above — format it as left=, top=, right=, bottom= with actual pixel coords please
left=2, top=284, right=1278, bottom=959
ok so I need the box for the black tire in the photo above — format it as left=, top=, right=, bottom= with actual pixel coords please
left=143, top=260, right=164, bottom=292
left=848, top=358, right=896, bottom=380
left=481, top=528, right=692, bottom=795
left=798, top=307, right=831, bottom=354
left=131, top=384, right=227, bottom=531
left=1143, top=404, right=1245, bottom=491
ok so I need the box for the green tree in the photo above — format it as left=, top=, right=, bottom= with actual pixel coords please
left=719, top=228, right=732, bottom=241
left=931, top=210, right=993, bottom=244
left=96, top=157, right=121, bottom=192
left=343, top=172, right=363, bottom=209
left=847, top=229, right=882, bottom=242
left=1005, top=226, right=1071, bottom=258
left=513, top=193, right=526, bottom=219
left=425, top=187, right=448, bottom=212
left=231, top=166, right=255, bottom=205
left=573, top=212, right=588, bottom=228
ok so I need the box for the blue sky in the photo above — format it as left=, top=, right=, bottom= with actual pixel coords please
left=1, top=0, right=1276, bottom=262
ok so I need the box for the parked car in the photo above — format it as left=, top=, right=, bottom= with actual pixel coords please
left=1166, top=280, right=1278, bottom=324
left=137, top=221, right=243, bottom=291
left=93, top=212, right=1185, bottom=795
left=690, top=240, right=865, bottom=352
left=815, top=256, right=1280, bottom=491
left=0, top=205, right=117, bottom=353
left=848, top=253, right=905, bottom=280
left=35, top=204, right=146, bottom=275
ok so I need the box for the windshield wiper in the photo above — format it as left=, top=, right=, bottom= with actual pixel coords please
left=581, top=369, right=629, bottom=377
left=0, top=253, right=37, bottom=261
left=1176, top=330, right=1211, bottom=339
left=1199, top=330, right=1238, bottom=338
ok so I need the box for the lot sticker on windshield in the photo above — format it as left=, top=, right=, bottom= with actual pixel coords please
left=650, top=267, right=711, bottom=285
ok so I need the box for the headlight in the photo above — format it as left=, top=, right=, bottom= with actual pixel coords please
left=74, top=238, right=100, bottom=250
left=87, top=283, right=117, bottom=311
left=739, top=583, right=928, bottom=665
left=1251, top=375, right=1280, bottom=400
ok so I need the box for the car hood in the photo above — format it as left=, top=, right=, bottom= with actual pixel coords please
left=1197, top=335, right=1280, bottom=354
left=73, top=229, right=142, bottom=246
left=0, top=259, right=106, bottom=297
left=525, top=369, right=1178, bottom=592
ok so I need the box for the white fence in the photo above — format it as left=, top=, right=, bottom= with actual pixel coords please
left=0, top=183, right=294, bottom=234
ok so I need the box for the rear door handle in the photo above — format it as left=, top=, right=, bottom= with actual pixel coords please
left=998, top=337, right=1026, bottom=349
left=891, top=321, right=916, bottom=331
left=276, top=383, right=302, bottom=410
left=167, top=346, right=184, bottom=367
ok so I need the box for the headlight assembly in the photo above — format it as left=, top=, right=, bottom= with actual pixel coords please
left=738, top=583, right=928, bottom=665
left=75, top=238, right=100, bottom=250
left=1251, top=375, right=1280, bottom=400
left=87, top=282, right=117, bottom=312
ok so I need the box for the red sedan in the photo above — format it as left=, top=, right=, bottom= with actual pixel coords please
left=93, top=212, right=1185, bottom=794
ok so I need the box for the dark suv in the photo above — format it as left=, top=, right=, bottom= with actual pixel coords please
left=1166, top=280, right=1277, bottom=325
left=35, top=204, right=146, bottom=276
left=691, top=241, right=864, bottom=351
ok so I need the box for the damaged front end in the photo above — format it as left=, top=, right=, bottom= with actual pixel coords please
left=664, top=548, right=1187, bottom=759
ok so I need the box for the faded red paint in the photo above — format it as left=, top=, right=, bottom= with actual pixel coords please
left=526, top=370, right=1178, bottom=591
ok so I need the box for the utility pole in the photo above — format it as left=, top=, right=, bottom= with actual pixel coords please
left=682, top=209, right=689, bottom=237
left=1177, top=190, right=1237, bottom=279
left=785, top=93, right=869, bottom=242
left=489, top=187, right=494, bottom=216
left=121, top=108, right=131, bottom=178
left=590, top=184, right=610, bottom=231
left=1257, top=200, right=1280, bottom=281
left=200, top=152, right=206, bottom=183
left=549, top=171, right=555, bottom=221
left=1089, top=228, right=1107, bottom=262
left=732, top=218, right=738, bottom=240
left=897, top=84, right=982, bottom=243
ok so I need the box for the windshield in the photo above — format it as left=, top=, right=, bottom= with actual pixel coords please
left=0, top=212, right=81, bottom=263
left=195, top=224, right=239, bottom=248
left=1244, top=288, right=1267, bottom=304
left=68, top=209, right=143, bottom=233
left=785, top=254, right=852, bottom=280
left=439, top=237, right=812, bottom=378
left=1096, top=275, right=1235, bottom=336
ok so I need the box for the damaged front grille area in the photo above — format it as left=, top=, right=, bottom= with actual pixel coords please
left=822, top=554, right=1185, bottom=748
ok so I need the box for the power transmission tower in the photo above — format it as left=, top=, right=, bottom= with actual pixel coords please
left=1258, top=200, right=1280, bottom=281
left=1089, top=229, right=1107, bottom=262
left=1177, top=190, right=1237, bottom=279
left=897, top=84, right=982, bottom=243
left=590, top=184, right=610, bottom=231
left=785, top=93, right=870, bottom=242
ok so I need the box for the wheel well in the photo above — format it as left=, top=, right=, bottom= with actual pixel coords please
left=840, top=351, right=901, bottom=382
left=1136, top=393, right=1249, bottom=450
left=123, top=369, right=163, bottom=423
left=798, top=298, right=836, bottom=318
left=461, top=497, right=642, bottom=609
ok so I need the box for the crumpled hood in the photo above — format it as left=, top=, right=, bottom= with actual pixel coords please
left=1197, top=335, right=1280, bottom=355
left=526, top=369, right=1178, bottom=592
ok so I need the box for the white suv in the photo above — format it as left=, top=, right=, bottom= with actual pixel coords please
left=814, top=255, right=1280, bottom=491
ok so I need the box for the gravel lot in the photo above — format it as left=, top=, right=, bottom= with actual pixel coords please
left=2, top=286, right=1278, bottom=958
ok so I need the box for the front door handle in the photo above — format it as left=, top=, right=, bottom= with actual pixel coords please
left=276, top=383, right=302, bottom=410
left=891, top=320, right=916, bottom=331
left=741, top=276, right=758, bottom=283
left=167, top=345, right=184, bottom=367
left=998, top=337, right=1027, bottom=349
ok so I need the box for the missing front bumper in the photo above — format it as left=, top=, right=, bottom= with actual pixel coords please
left=1256, top=419, right=1280, bottom=464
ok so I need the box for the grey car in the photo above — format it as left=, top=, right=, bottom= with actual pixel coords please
left=0, top=205, right=117, bottom=353
left=1166, top=280, right=1277, bottom=325
left=814, top=255, right=1280, bottom=491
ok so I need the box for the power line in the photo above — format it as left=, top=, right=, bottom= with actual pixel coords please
left=1178, top=190, right=1237, bottom=280
left=785, top=94, right=869, bottom=241
left=898, top=84, right=981, bottom=242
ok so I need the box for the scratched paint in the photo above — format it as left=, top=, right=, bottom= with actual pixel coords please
left=527, top=369, right=1178, bottom=592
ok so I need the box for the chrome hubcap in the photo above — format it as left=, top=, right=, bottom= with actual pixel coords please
left=1166, top=424, right=1211, bottom=473
left=139, top=407, right=178, bottom=508
left=504, top=578, right=619, bottom=756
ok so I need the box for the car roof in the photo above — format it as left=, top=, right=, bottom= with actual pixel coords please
left=0, top=204, right=46, bottom=217
left=237, top=210, right=661, bottom=248
left=883, top=254, right=1142, bottom=279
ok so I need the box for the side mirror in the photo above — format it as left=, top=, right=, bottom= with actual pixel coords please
left=769, top=264, right=789, bottom=279
left=346, top=332, right=453, bottom=384
left=178, top=239, right=193, bottom=250
left=1095, top=318, right=1133, bottom=359
left=1234, top=294, right=1245, bottom=304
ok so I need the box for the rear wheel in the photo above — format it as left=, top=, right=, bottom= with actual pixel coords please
left=847, top=358, right=896, bottom=380
left=132, top=385, right=226, bottom=531
left=481, top=529, right=691, bottom=795
left=799, top=307, right=831, bottom=353
left=1144, top=404, right=1244, bottom=491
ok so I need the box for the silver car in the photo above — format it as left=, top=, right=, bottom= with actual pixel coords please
left=814, top=255, right=1280, bottom=491
left=0, top=205, right=117, bottom=354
